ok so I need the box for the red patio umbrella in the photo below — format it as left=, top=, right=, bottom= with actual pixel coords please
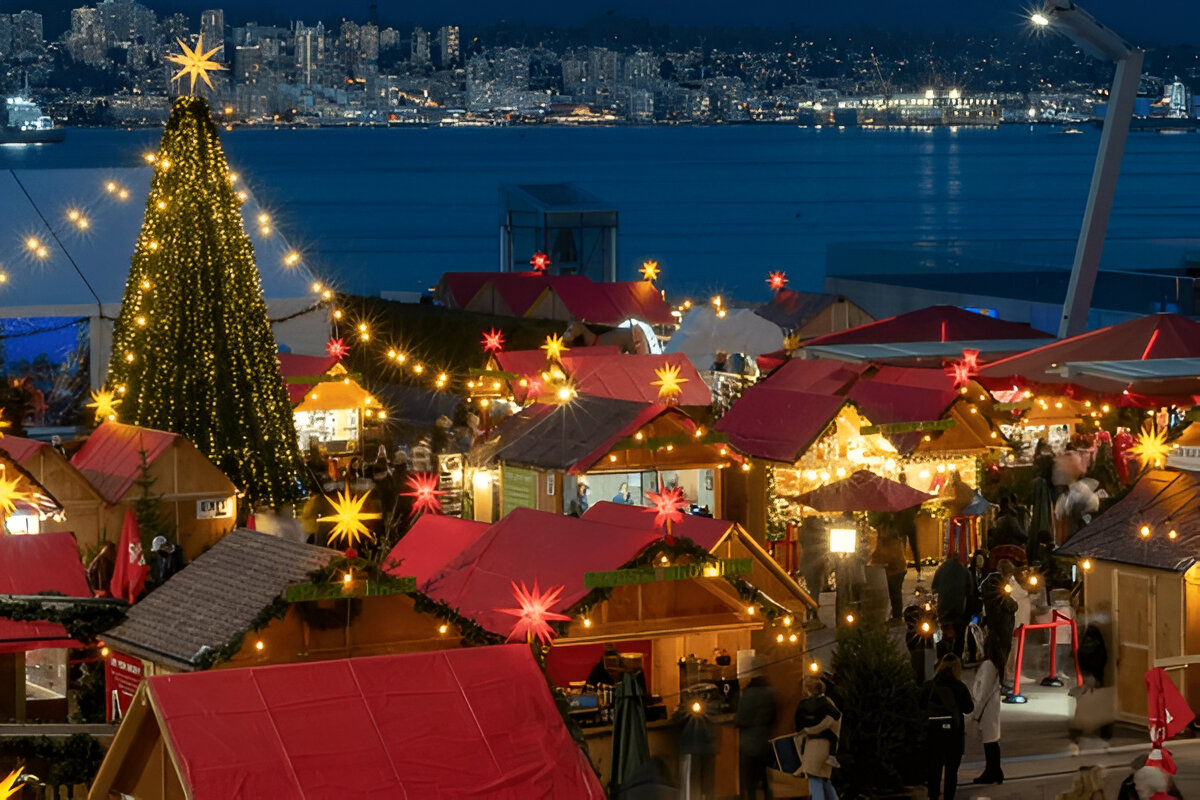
left=795, top=469, right=932, bottom=513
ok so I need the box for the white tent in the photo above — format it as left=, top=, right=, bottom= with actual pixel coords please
left=0, top=166, right=329, bottom=388
left=664, top=306, right=783, bottom=367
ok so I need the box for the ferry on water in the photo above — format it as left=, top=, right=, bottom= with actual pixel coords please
left=2, top=95, right=65, bottom=144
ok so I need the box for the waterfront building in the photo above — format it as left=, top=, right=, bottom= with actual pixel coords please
left=836, top=88, right=1002, bottom=126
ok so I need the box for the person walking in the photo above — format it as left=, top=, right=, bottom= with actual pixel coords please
left=932, top=556, right=973, bottom=658
left=920, top=654, right=974, bottom=800
left=794, top=675, right=841, bottom=800
left=971, top=640, right=1005, bottom=785
left=735, top=656, right=777, bottom=800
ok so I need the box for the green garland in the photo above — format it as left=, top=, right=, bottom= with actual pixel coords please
left=0, top=593, right=127, bottom=644
left=408, top=592, right=505, bottom=648
left=192, top=595, right=290, bottom=670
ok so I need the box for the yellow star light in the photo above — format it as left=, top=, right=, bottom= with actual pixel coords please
left=87, top=388, right=121, bottom=424
left=640, top=260, right=660, bottom=281
left=541, top=333, right=569, bottom=361
left=1130, top=424, right=1172, bottom=469
left=166, top=35, right=225, bottom=94
left=1, top=768, right=25, bottom=800
left=317, top=488, right=381, bottom=547
left=0, top=472, right=32, bottom=520
left=652, top=362, right=688, bottom=401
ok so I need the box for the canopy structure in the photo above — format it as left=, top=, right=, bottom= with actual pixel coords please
left=980, top=314, right=1200, bottom=405
left=292, top=377, right=373, bottom=412
left=1058, top=469, right=1200, bottom=572
left=665, top=306, right=784, bottom=365
left=803, top=305, right=1053, bottom=348
left=383, top=515, right=489, bottom=587
left=0, top=531, right=92, bottom=653
left=90, top=645, right=604, bottom=800
left=795, top=469, right=932, bottom=513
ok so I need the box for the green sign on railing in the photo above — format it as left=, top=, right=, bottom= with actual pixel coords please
left=859, top=419, right=956, bottom=436
left=284, top=576, right=416, bottom=602
left=583, top=558, right=752, bottom=589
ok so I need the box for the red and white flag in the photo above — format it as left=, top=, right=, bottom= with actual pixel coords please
left=1145, top=666, right=1196, bottom=774
left=109, top=509, right=148, bottom=603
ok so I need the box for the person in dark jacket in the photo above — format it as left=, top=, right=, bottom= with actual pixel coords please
left=735, top=657, right=777, bottom=800
left=921, top=654, right=975, bottom=800
left=932, top=556, right=973, bottom=658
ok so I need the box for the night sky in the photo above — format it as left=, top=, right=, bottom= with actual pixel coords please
left=11, top=0, right=1200, bottom=45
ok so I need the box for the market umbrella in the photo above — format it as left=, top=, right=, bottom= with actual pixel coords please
left=796, top=469, right=931, bottom=513
left=609, top=672, right=650, bottom=797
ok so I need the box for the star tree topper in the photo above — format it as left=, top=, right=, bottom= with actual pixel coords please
left=497, top=580, right=572, bottom=645
left=166, top=35, right=225, bottom=95
left=317, top=488, right=381, bottom=547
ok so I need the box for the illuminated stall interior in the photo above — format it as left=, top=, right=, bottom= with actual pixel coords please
left=293, top=376, right=382, bottom=457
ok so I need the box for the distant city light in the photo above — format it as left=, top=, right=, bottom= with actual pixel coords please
left=1031, top=11, right=1050, bottom=26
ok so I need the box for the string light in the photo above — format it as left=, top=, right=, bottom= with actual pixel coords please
left=284, top=251, right=301, bottom=266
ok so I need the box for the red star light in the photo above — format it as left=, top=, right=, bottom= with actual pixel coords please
left=326, top=337, right=349, bottom=360
left=402, top=472, right=445, bottom=517
left=497, top=580, right=572, bottom=645
left=482, top=328, right=506, bottom=353
left=961, top=349, right=981, bottom=373
left=767, top=271, right=788, bottom=291
left=646, top=484, right=686, bottom=534
left=529, top=252, right=552, bottom=273
left=947, top=359, right=974, bottom=389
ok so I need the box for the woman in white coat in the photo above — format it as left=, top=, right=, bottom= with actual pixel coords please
left=971, top=641, right=1004, bottom=784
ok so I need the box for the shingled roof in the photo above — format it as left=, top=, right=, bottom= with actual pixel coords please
left=102, top=529, right=336, bottom=670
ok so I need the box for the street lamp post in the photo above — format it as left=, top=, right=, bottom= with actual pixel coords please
left=1032, top=1, right=1144, bottom=339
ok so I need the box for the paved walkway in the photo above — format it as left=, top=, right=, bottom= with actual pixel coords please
left=798, top=569, right=1199, bottom=798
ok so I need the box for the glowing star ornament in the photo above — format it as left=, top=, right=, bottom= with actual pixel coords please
left=317, top=488, right=381, bottom=547
left=497, top=580, right=572, bottom=645
left=325, top=338, right=349, bottom=360
left=946, top=359, right=975, bottom=389
left=960, top=348, right=981, bottom=374
left=403, top=472, right=446, bottom=517
left=646, top=483, right=687, bottom=544
left=1, top=768, right=26, bottom=800
left=482, top=328, right=506, bottom=353
left=1130, top=424, right=1172, bottom=469
left=529, top=251, right=552, bottom=273
left=640, top=260, right=660, bottom=281
left=767, top=271, right=788, bottom=291
left=652, top=363, right=688, bottom=402
left=0, top=472, right=32, bottom=520
left=87, top=388, right=121, bottom=424
left=165, top=35, right=226, bottom=94
left=541, top=333, right=569, bottom=361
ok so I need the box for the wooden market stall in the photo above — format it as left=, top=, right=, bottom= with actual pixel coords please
left=88, top=645, right=603, bottom=800
left=0, top=437, right=91, bottom=539
left=474, top=395, right=735, bottom=522
left=100, top=529, right=459, bottom=687
left=70, top=422, right=237, bottom=560
left=1058, top=466, right=1200, bottom=725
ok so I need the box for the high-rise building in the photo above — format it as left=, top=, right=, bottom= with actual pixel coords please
left=411, top=26, right=430, bottom=67
left=359, top=22, right=379, bottom=63
left=200, top=9, right=224, bottom=61
left=435, top=25, right=459, bottom=69
left=0, top=17, right=13, bottom=60
left=233, top=44, right=261, bottom=81
left=379, top=27, right=399, bottom=51
left=68, top=7, right=107, bottom=64
left=294, top=21, right=324, bottom=86
left=71, top=8, right=102, bottom=37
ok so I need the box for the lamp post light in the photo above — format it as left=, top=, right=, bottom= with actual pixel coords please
left=830, top=527, right=857, bottom=627
left=1032, top=1, right=1144, bottom=338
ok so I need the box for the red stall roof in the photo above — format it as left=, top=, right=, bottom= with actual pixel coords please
left=437, top=271, right=496, bottom=308
left=71, top=422, right=179, bottom=504
left=383, top=515, right=490, bottom=588
left=143, top=646, right=603, bottom=799
left=583, top=501, right=732, bottom=551
left=758, top=359, right=866, bottom=395
left=804, top=305, right=1052, bottom=347
left=0, top=435, right=47, bottom=465
left=0, top=531, right=92, bottom=653
left=276, top=352, right=340, bottom=404
left=423, top=507, right=661, bottom=637
left=550, top=279, right=675, bottom=326
left=714, top=388, right=845, bottom=463
left=980, top=314, right=1200, bottom=403
left=562, top=352, right=712, bottom=405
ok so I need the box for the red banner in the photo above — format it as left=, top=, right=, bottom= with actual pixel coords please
left=105, top=651, right=143, bottom=722
left=1145, top=666, right=1196, bottom=774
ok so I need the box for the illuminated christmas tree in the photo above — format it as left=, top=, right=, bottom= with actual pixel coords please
left=106, top=69, right=303, bottom=507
